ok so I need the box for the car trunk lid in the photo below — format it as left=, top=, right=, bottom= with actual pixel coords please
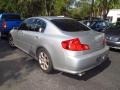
left=63, top=30, right=105, bottom=55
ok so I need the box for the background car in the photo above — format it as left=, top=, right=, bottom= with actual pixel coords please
left=82, top=20, right=110, bottom=32
left=9, top=16, right=109, bottom=76
left=105, top=21, right=120, bottom=49
left=0, top=13, right=22, bottom=38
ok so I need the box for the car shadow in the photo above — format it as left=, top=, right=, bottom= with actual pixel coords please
left=62, top=58, right=111, bottom=81
left=0, top=39, right=112, bottom=82
left=110, top=48, right=120, bottom=53
left=0, top=57, right=38, bottom=86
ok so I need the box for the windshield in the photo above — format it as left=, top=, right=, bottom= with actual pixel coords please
left=51, top=19, right=90, bottom=32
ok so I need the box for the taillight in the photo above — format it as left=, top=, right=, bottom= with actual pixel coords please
left=2, top=21, right=7, bottom=29
left=61, top=38, right=90, bottom=51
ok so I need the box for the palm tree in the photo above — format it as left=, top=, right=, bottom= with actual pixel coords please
left=93, top=0, right=119, bottom=19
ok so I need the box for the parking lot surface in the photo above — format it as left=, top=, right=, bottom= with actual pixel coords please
left=0, top=39, right=120, bottom=90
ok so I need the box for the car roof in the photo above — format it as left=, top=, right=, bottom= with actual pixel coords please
left=35, top=16, right=72, bottom=20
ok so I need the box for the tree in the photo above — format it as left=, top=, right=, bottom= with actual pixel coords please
left=0, top=0, right=69, bottom=17
left=93, top=0, right=120, bottom=18
left=17, top=0, right=46, bottom=17
left=0, top=0, right=17, bottom=12
left=0, top=0, right=119, bottom=19
left=66, top=0, right=91, bottom=19
left=53, top=0, right=69, bottom=15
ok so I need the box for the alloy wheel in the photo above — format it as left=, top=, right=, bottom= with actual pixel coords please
left=38, top=52, right=49, bottom=70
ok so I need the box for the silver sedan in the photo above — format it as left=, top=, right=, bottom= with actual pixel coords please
left=9, top=16, right=109, bottom=76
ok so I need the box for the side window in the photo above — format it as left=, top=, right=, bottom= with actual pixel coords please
left=26, top=18, right=34, bottom=31
left=40, top=20, right=46, bottom=32
left=31, top=19, right=41, bottom=32
left=18, top=22, right=28, bottom=30
left=32, top=19, right=46, bottom=32
left=18, top=18, right=33, bottom=30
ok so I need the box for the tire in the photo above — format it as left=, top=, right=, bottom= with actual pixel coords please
left=37, top=48, right=54, bottom=74
left=8, top=35, right=15, bottom=48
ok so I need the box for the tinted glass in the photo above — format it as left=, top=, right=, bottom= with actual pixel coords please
left=90, top=21, right=110, bottom=29
left=26, top=19, right=35, bottom=31
left=2, top=14, right=21, bottom=20
left=18, top=22, right=28, bottom=30
left=33, top=19, right=46, bottom=32
left=18, top=18, right=33, bottom=30
left=51, top=19, right=90, bottom=32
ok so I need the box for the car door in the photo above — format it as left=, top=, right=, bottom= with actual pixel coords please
left=15, top=18, right=34, bottom=53
left=13, top=20, right=27, bottom=48
left=22, top=18, right=46, bottom=56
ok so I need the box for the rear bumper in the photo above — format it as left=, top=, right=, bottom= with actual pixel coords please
left=59, top=46, right=109, bottom=74
left=107, top=41, right=120, bottom=49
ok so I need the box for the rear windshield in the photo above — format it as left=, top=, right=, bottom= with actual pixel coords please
left=2, top=14, right=21, bottom=20
left=51, top=19, right=90, bottom=32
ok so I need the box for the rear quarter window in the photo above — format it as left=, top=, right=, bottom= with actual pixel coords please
left=51, top=19, right=90, bottom=32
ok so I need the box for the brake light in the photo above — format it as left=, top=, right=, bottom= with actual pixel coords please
left=61, top=38, right=90, bottom=51
left=2, top=21, right=7, bottom=29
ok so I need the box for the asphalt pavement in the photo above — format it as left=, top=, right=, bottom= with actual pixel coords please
left=0, top=39, right=120, bottom=90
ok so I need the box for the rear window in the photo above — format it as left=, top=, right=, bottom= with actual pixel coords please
left=2, top=14, right=21, bottom=20
left=51, top=19, right=90, bottom=32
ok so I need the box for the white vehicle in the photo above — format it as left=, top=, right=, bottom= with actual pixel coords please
left=107, top=9, right=120, bottom=23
